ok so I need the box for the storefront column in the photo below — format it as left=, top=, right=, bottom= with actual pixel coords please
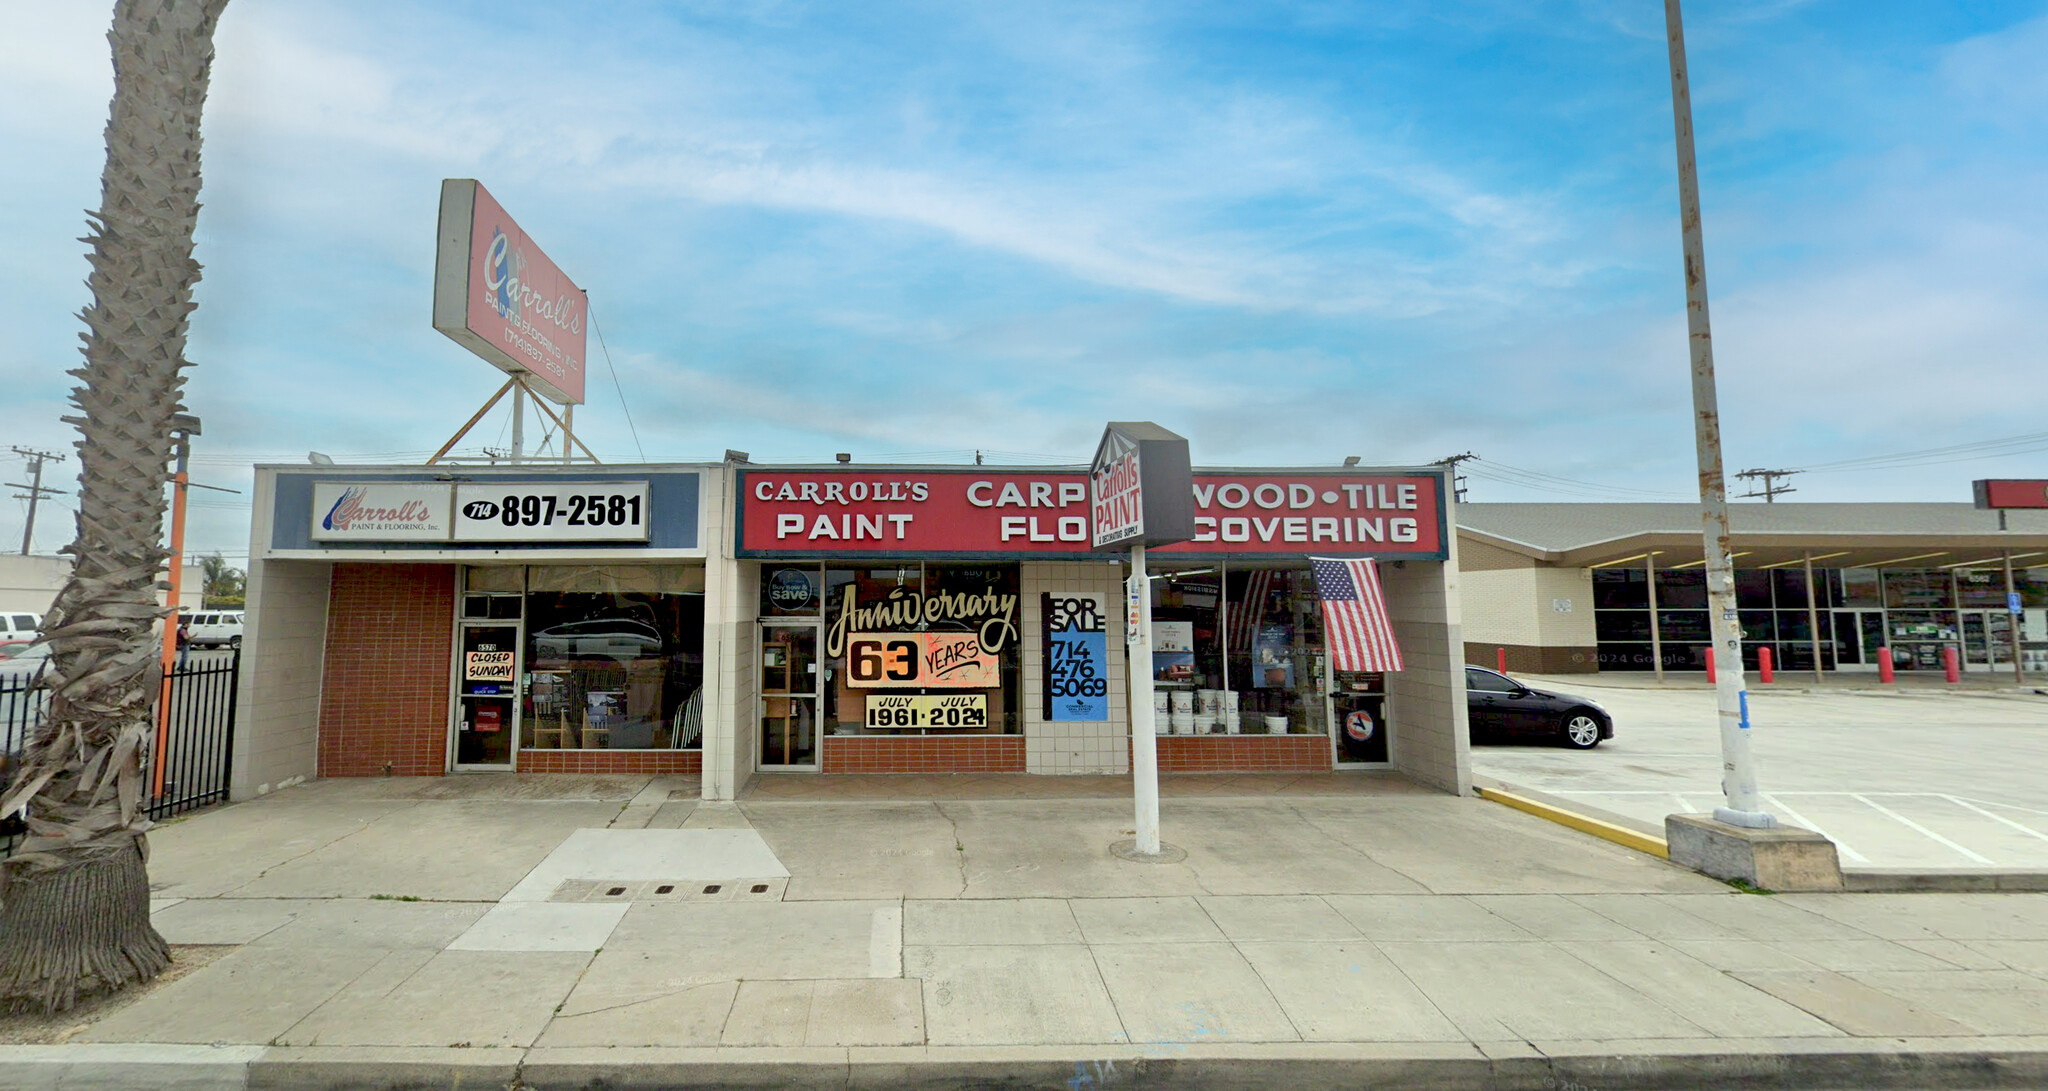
left=1380, top=551, right=1472, bottom=796
left=1647, top=552, right=1663, bottom=681
left=1803, top=552, right=1824, bottom=683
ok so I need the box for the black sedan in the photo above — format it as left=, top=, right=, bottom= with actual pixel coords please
left=1464, top=666, right=1612, bottom=749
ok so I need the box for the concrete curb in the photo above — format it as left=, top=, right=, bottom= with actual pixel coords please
left=1846, top=867, right=2048, bottom=893
left=1472, top=780, right=1670, bottom=859
left=8, top=1040, right=2048, bottom=1090
left=1474, top=777, right=2048, bottom=893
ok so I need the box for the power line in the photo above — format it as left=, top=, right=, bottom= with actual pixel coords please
left=589, top=307, right=644, bottom=462
left=7, top=446, right=66, bottom=554
left=1734, top=467, right=1799, bottom=503
left=1793, top=429, right=2048, bottom=474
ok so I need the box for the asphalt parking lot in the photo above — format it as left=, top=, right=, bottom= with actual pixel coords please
left=1470, top=674, right=2048, bottom=871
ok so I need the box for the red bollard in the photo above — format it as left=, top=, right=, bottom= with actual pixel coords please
left=1943, top=645, right=1960, bottom=683
left=1758, top=646, right=1774, bottom=684
left=1705, top=648, right=1716, bottom=683
left=1878, top=648, right=1895, bottom=684
left=1496, top=647, right=1507, bottom=673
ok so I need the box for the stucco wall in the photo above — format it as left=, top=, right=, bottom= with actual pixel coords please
left=229, top=557, right=331, bottom=799
left=1382, top=551, right=1471, bottom=796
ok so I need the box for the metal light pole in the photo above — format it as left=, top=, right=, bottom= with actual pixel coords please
left=1664, top=0, right=1773, bottom=828
left=1127, top=544, right=1160, bottom=854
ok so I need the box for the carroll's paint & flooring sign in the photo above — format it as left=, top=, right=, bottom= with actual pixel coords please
left=309, top=481, right=650, bottom=543
left=737, top=468, right=1447, bottom=560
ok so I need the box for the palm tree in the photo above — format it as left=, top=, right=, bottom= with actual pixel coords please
left=0, top=0, right=231, bottom=1014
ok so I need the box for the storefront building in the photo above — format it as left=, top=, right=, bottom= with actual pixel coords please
left=234, top=459, right=1473, bottom=802
left=234, top=464, right=717, bottom=799
left=1457, top=503, right=2048, bottom=675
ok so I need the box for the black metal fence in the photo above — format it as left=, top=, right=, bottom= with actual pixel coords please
left=2, top=649, right=239, bottom=855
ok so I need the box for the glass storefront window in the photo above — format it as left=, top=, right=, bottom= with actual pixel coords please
left=1841, top=568, right=1882, bottom=607
left=1735, top=570, right=1773, bottom=610
left=462, top=566, right=707, bottom=753
left=815, top=563, right=1022, bottom=736
left=1954, top=570, right=2007, bottom=609
left=1883, top=569, right=1953, bottom=609
left=1219, top=567, right=1330, bottom=737
left=1655, top=568, right=1707, bottom=608
left=1595, top=610, right=1650, bottom=642
left=1592, top=569, right=1649, bottom=610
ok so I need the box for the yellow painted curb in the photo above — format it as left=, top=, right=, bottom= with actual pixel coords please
left=1477, top=785, right=1670, bottom=859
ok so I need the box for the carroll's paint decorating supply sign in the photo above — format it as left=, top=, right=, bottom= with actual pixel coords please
left=433, top=179, right=589, bottom=405
left=309, top=482, right=455, bottom=541
left=1088, top=422, right=1194, bottom=549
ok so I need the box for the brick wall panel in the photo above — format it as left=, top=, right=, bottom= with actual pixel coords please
left=1144, top=735, right=1333, bottom=773
left=821, top=735, right=1026, bottom=774
left=318, top=564, right=456, bottom=778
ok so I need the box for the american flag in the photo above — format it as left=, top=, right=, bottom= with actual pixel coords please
left=1228, top=568, right=1275, bottom=651
left=1310, top=557, right=1403, bottom=672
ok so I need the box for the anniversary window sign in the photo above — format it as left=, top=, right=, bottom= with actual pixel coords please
left=824, top=582, right=1020, bottom=690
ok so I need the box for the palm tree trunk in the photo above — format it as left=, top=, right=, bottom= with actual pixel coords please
left=0, top=0, right=230, bottom=1014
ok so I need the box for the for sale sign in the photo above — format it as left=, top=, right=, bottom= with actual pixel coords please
left=1043, top=592, right=1109, bottom=722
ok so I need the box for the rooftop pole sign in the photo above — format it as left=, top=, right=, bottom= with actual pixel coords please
left=432, top=179, right=588, bottom=406
left=1089, top=422, right=1194, bottom=549
left=1089, top=422, right=1193, bottom=861
left=1973, top=480, right=2048, bottom=510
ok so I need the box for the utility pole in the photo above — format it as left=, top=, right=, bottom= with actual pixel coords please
left=1733, top=468, right=1800, bottom=503
left=154, top=415, right=201, bottom=801
left=1665, top=0, right=1772, bottom=828
left=1435, top=452, right=1476, bottom=502
left=8, top=447, right=66, bottom=555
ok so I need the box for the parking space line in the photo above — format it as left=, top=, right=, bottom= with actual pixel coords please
left=1851, top=794, right=1995, bottom=866
left=1763, top=794, right=1868, bottom=864
left=1948, top=797, right=2048, bottom=843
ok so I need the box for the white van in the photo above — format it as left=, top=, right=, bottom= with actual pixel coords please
left=0, top=612, right=41, bottom=644
left=181, top=610, right=245, bottom=648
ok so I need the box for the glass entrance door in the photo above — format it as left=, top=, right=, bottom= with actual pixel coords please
left=1831, top=610, right=1887, bottom=671
left=760, top=623, right=820, bottom=769
left=1961, top=610, right=2014, bottom=668
left=456, top=623, right=521, bottom=767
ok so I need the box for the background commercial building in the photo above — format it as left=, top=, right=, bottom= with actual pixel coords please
left=1458, top=503, right=2048, bottom=675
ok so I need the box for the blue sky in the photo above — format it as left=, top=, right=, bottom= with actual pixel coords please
left=3, top=0, right=2046, bottom=560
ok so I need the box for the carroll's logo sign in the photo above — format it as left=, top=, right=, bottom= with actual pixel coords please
left=1088, top=422, right=1194, bottom=550
left=310, top=483, right=453, bottom=541
left=1091, top=431, right=1144, bottom=548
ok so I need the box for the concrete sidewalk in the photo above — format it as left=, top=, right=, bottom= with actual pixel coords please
left=4, top=773, right=2048, bottom=1089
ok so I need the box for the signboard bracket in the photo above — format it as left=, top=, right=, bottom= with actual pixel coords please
left=429, top=377, right=518, bottom=466
left=427, top=375, right=601, bottom=467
